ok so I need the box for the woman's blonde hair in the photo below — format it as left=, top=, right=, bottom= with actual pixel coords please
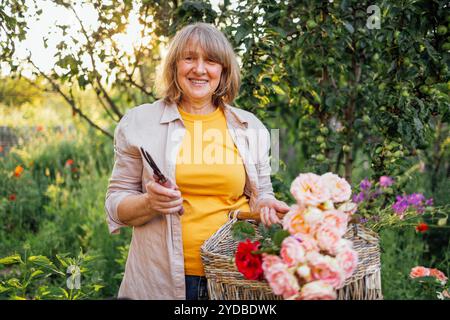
left=158, top=22, right=240, bottom=108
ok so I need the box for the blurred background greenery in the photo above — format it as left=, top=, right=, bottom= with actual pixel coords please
left=0, top=0, right=448, bottom=299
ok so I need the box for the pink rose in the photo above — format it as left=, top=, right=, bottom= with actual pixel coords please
left=296, top=264, right=312, bottom=282
left=299, top=280, right=337, bottom=300
left=262, top=254, right=300, bottom=299
left=321, top=172, right=352, bottom=203
left=336, top=248, right=358, bottom=279
left=321, top=209, right=349, bottom=236
left=290, top=173, right=331, bottom=207
left=314, top=224, right=341, bottom=255
left=303, top=206, right=324, bottom=229
left=410, top=266, right=430, bottom=278
left=334, top=238, right=353, bottom=254
left=430, top=268, right=448, bottom=285
left=307, top=253, right=345, bottom=289
left=297, top=234, right=320, bottom=252
left=280, top=237, right=306, bottom=267
left=282, top=205, right=310, bottom=236
left=337, top=201, right=358, bottom=216
left=443, top=290, right=450, bottom=299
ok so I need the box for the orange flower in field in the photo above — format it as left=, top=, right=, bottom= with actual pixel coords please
left=65, top=159, right=74, bottom=167
left=430, top=268, right=448, bottom=285
left=0, top=146, right=3, bottom=153
left=36, top=125, right=44, bottom=132
left=9, top=194, right=16, bottom=201
left=410, top=266, right=430, bottom=278
left=14, top=165, right=24, bottom=177
left=415, top=222, right=429, bottom=233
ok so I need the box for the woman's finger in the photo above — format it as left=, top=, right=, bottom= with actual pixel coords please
left=259, top=206, right=266, bottom=225
left=154, top=193, right=178, bottom=203
left=160, top=205, right=183, bottom=215
left=155, top=197, right=183, bottom=209
left=263, top=207, right=272, bottom=227
left=269, top=207, right=281, bottom=225
left=149, top=181, right=180, bottom=199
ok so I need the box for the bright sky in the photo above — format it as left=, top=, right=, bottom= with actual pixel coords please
left=6, top=0, right=222, bottom=77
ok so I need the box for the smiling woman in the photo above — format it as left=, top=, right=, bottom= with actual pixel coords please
left=105, top=22, right=290, bottom=300
left=159, top=23, right=240, bottom=112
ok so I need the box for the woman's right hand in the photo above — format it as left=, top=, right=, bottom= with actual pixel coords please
left=144, top=179, right=184, bottom=215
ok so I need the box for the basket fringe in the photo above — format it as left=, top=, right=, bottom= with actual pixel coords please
left=337, top=270, right=383, bottom=300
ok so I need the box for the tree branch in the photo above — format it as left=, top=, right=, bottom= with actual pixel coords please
left=70, top=4, right=123, bottom=119
left=28, top=58, right=113, bottom=139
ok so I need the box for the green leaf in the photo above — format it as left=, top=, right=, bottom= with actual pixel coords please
left=235, top=26, right=248, bottom=44
left=30, top=270, right=44, bottom=279
left=272, top=229, right=290, bottom=247
left=437, top=217, right=448, bottom=226
left=0, top=254, right=23, bottom=265
left=93, top=285, right=104, bottom=292
left=343, top=21, right=354, bottom=34
left=258, top=223, right=271, bottom=239
left=56, top=254, right=69, bottom=268
left=231, top=221, right=255, bottom=241
left=273, top=85, right=285, bottom=95
left=28, top=255, right=55, bottom=268
left=6, top=278, right=22, bottom=289
left=0, top=284, right=10, bottom=294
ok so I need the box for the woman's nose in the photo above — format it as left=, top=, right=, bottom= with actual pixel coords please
left=193, top=59, right=206, bottom=74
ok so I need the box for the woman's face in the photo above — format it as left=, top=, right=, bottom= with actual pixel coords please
left=177, top=42, right=223, bottom=104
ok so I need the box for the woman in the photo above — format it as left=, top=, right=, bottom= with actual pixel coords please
left=105, top=22, right=289, bottom=300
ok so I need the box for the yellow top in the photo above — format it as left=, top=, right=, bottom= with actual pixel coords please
left=176, top=106, right=250, bottom=276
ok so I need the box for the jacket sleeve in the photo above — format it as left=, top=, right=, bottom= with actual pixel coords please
left=255, top=124, right=276, bottom=203
left=104, top=112, right=143, bottom=234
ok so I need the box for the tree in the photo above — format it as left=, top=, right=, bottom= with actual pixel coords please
left=21, top=0, right=217, bottom=138
left=0, top=0, right=29, bottom=68
left=220, top=0, right=449, bottom=182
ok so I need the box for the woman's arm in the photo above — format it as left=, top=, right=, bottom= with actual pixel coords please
left=105, top=111, right=184, bottom=232
left=117, top=193, right=156, bottom=227
left=254, top=124, right=290, bottom=225
left=117, top=182, right=183, bottom=227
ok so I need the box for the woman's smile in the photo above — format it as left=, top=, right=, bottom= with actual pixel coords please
left=188, top=78, right=209, bottom=86
left=177, top=44, right=223, bottom=105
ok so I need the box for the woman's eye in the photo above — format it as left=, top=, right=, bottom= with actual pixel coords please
left=184, top=56, right=193, bottom=61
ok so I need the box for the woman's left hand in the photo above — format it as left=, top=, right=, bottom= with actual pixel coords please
left=256, top=198, right=291, bottom=226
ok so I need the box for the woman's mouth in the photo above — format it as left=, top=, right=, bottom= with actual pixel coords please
left=189, top=78, right=209, bottom=86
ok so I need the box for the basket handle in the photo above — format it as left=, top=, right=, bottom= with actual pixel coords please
left=228, top=210, right=284, bottom=221
left=228, top=210, right=259, bottom=221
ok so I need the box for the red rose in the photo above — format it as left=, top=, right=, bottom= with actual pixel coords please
left=415, top=222, right=428, bottom=233
left=235, top=239, right=264, bottom=280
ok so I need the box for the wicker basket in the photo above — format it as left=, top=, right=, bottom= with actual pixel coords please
left=200, top=210, right=383, bottom=300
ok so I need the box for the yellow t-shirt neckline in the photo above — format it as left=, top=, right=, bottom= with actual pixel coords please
left=177, top=105, right=222, bottom=122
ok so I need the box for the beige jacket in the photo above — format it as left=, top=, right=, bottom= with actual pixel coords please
left=105, top=99, right=276, bottom=299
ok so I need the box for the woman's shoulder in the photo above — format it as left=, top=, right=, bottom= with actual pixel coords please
left=122, top=100, right=166, bottom=122
left=114, top=100, right=168, bottom=142
left=225, top=104, right=268, bottom=131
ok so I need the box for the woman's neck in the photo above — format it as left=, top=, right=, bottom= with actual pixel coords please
left=179, top=98, right=216, bottom=115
